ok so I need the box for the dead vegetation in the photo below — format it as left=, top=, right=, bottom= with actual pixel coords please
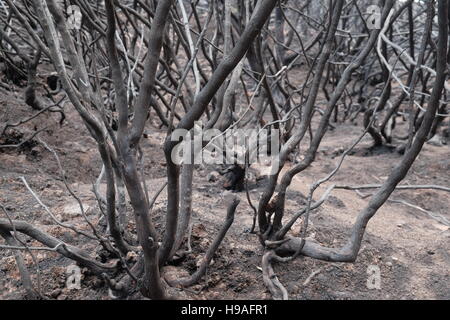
left=0, top=0, right=449, bottom=300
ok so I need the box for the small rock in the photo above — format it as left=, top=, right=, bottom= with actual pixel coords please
left=427, top=250, right=435, bottom=255
left=57, top=294, right=68, bottom=300
left=163, top=266, right=189, bottom=283
left=63, top=202, right=90, bottom=217
left=50, top=288, right=61, bottom=299
left=207, top=171, right=220, bottom=182
left=427, top=135, right=443, bottom=147
left=433, top=224, right=449, bottom=232
left=192, top=223, right=208, bottom=239
left=262, top=293, right=270, bottom=300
